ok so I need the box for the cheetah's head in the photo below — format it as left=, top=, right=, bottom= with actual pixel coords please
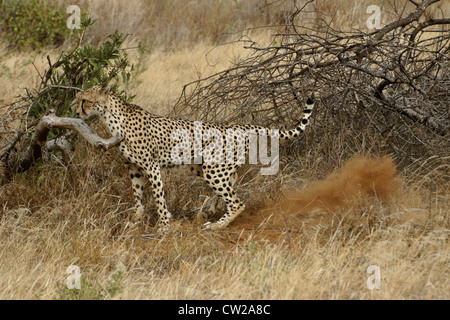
left=75, top=85, right=110, bottom=120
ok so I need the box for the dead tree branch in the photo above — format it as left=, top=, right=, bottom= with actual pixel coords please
left=172, top=0, right=449, bottom=164
left=1, top=97, right=123, bottom=182
left=12, top=115, right=123, bottom=173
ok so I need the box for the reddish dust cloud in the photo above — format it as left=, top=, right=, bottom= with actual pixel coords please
left=282, top=156, right=401, bottom=214
left=233, top=156, right=401, bottom=231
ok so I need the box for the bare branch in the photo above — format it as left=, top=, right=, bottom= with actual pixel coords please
left=171, top=0, right=449, bottom=164
left=38, top=116, right=123, bottom=151
left=7, top=115, right=123, bottom=174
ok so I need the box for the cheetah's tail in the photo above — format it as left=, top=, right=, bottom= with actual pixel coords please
left=280, top=96, right=314, bottom=140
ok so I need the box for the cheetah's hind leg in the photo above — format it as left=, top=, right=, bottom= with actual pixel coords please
left=201, top=164, right=245, bottom=230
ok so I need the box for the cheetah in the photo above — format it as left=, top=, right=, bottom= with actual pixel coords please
left=75, top=85, right=314, bottom=232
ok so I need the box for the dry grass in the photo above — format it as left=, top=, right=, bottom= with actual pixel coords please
left=0, top=143, right=448, bottom=299
left=0, top=0, right=449, bottom=300
left=50, top=0, right=288, bottom=48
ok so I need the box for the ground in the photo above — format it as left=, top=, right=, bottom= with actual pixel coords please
left=0, top=151, right=448, bottom=299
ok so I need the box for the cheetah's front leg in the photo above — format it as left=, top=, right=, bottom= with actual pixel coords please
left=127, top=163, right=146, bottom=222
left=143, top=161, right=172, bottom=233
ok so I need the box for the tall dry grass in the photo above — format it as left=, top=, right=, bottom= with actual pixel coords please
left=0, top=145, right=448, bottom=299
left=0, top=0, right=448, bottom=300
left=50, top=0, right=287, bottom=48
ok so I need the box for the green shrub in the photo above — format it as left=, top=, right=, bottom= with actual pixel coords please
left=0, top=0, right=70, bottom=50
left=25, top=20, right=136, bottom=145
left=0, top=14, right=144, bottom=177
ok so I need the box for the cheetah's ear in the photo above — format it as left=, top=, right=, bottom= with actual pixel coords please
left=90, top=86, right=109, bottom=104
left=100, top=84, right=112, bottom=90
left=99, top=85, right=114, bottom=95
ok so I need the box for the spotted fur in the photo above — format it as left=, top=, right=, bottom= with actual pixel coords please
left=75, top=85, right=314, bottom=232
